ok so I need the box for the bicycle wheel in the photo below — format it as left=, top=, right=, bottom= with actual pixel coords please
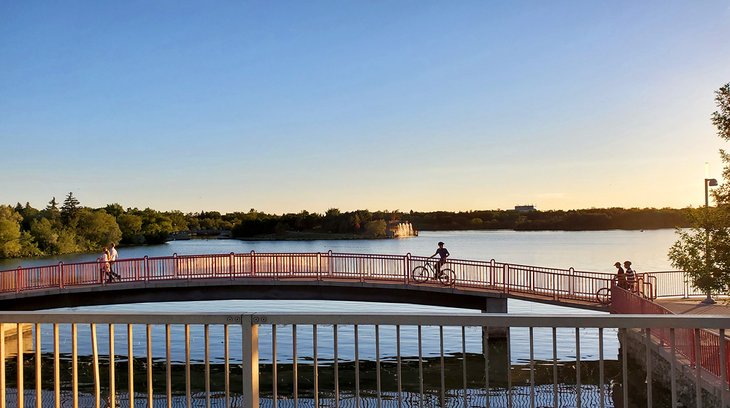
left=411, top=267, right=430, bottom=283
left=596, top=287, right=611, bottom=306
left=438, top=268, right=455, bottom=285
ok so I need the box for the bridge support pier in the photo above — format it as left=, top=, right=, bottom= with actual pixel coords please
left=481, top=297, right=508, bottom=339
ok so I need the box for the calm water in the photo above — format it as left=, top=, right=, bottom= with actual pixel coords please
left=2, top=230, right=679, bottom=407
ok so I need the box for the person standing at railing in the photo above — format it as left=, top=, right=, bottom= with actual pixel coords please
left=614, top=261, right=628, bottom=289
left=429, top=241, right=450, bottom=276
left=108, top=243, right=121, bottom=281
left=624, top=260, right=636, bottom=292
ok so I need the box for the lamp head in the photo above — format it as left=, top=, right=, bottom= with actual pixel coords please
left=708, top=178, right=719, bottom=187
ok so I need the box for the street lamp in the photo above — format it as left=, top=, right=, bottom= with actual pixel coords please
left=701, top=178, right=718, bottom=305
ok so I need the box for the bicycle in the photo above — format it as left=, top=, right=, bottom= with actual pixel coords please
left=411, top=261, right=455, bottom=285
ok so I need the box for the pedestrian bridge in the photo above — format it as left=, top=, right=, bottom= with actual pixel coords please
left=0, top=252, right=677, bottom=311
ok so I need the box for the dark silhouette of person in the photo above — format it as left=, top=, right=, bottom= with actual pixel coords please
left=614, top=261, right=627, bottom=289
left=429, top=241, right=450, bottom=275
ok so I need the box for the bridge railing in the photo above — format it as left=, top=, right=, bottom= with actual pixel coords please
left=0, top=252, right=634, bottom=305
left=611, top=285, right=730, bottom=390
left=0, top=312, right=727, bottom=408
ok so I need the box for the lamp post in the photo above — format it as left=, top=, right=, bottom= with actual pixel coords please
left=701, top=178, right=718, bottom=305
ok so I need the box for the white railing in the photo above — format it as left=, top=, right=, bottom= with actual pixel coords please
left=0, top=312, right=727, bottom=408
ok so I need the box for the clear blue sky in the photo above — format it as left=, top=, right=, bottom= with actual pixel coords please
left=2, top=1, right=729, bottom=214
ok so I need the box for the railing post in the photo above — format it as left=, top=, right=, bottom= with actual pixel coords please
left=16, top=267, right=21, bottom=293
left=404, top=253, right=411, bottom=284
left=243, top=314, right=261, bottom=408
left=59, top=262, right=64, bottom=289
left=144, top=256, right=149, bottom=282
left=503, top=264, right=509, bottom=294
left=172, top=253, right=179, bottom=280
left=569, top=267, right=575, bottom=297
left=251, top=251, right=256, bottom=277
left=230, top=252, right=235, bottom=280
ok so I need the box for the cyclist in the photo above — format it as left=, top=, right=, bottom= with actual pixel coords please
left=429, top=242, right=450, bottom=276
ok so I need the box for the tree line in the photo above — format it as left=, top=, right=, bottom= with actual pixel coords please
left=0, top=191, right=696, bottom=260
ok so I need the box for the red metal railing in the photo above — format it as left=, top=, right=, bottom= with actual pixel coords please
left=0, top=252, right=619, bottom=306
left=611, top=285, right=730, bottom=386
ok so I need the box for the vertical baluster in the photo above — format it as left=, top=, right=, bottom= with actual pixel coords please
left=0, top=323, right=5, bottom=408
left=166, top=324, right=172, bottom=408
left=205, top=324, right=210, bottom=408
left=334, top=324, right=339, bottom=408
left=646, top=328, right=653, bottom=407
left=109, top=324, right=116, bottom=407
left=576, top=327, right=581, bottom=408
left=72, top=323, right=78, bottom=408
left=186, top=324, right=191, bottom=408
left=670, top=328, right=677, bottom=408
left=695, top=328, right=702, bottom=408
left=397, top=325, right=402, bottom=408
left=529, top=327, right=534, bottom=408
left=418, top=325, right=424, bottom=408
left=621, top=328, right=628, bottom=408
left=462, top=326, right=468, bottom=408
left=146, top=324, right=154, bottom=406
left=599, top=328, right=604, bottom=408
left=35, top=323, right=42, bottom=407
left=16, top=323, right=24, bottom=408
left=484, top=325, right=490, bottom=408
left=293, top=324, right=298, bottom=408
left=355, top=324, right=360, bottom=408
left=272, top=325, right=278, bottom=408
left=507, top=325, right=512, bottom=408
left=440, top=325, right=445, bottom=408
left=720, top=329, right=727, bottom=408
left=224, top=325, right=230, bottom=408
left=376, top=325, right=381, bottom=408
left=313, top=324, right=319, bottom=408
left=128, top=324, right=134, bottom=407
left=90, top=323, right=100, bottom=408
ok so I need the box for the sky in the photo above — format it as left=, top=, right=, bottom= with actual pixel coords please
left=1, top=1, right=730, bottom=214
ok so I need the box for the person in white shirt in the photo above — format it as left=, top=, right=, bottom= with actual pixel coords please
left=108, top=243, right=121, bottom=281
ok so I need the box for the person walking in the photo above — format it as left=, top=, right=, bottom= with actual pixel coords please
left=614, top=261, right=627, bottom=289
left=108, top=243, right=121, bottom=281
left=429, top=241, right=450, bottom=276
left=101, top=247, right=112, bottom=282
left=624, top=260, right=636, bottom=292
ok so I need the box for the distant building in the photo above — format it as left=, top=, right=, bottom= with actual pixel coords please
left=514, top=205, right=536, bottom=212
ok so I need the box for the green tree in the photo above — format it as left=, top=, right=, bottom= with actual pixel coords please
left=30, top=218, right=60, bottom=254
left=117, top=213, right=144, bottom=244
left=364, top=220, right=387, bottom=238
left=76, top=209, right=122, bottom=250
left=0, top=205, right=23, bottom=258
left=61, top=192, right=81, bottom=228
left=669, top=83, right=730, bottom=296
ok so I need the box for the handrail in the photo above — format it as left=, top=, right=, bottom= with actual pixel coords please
left=0, top=252, right=618, bottom=306
left=0, top=252, right=692, bottom=306
left=0, top=311, right=727, bottom=408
